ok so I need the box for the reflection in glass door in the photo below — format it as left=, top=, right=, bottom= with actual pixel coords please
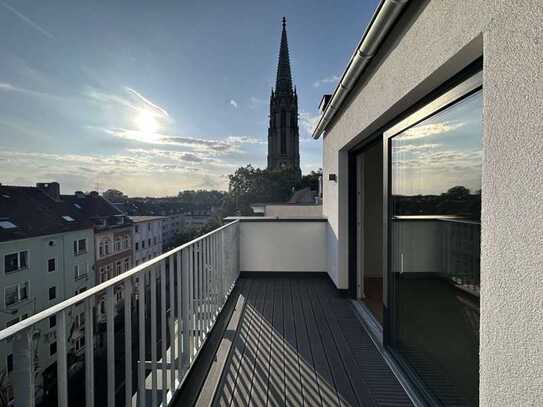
left=388, top=89, right=482, bottom=406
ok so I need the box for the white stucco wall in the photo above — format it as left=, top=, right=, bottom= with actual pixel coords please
left=238, top=220, right=327, bottom=273
left=320, top=1, right=543, bottom=404
left=263, top=204, right=322, bottom=218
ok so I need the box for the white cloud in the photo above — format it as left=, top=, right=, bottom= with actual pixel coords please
left=299, top=111, right=321, bottom=137
left=401, top=121, right=465, bottom=140
left=229, top=99, right=238, bottom=109
left=0, top=148, right=236, bottom=196
left=313, top=75, right=340, bottom=88
left=125, top=87, right=169, bottom=118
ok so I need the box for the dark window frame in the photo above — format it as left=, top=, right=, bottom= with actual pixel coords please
left=347, top=60, right=483, bottom=406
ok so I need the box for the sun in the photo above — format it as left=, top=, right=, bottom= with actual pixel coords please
left=134, top=109, right=160, bottom=134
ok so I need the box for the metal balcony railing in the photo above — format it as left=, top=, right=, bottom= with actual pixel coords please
left=0, top=220, right=240, bottom=407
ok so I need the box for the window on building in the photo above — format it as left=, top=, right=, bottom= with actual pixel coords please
left=124, top=258, right=130, bottom=272
left=99, top=267, right=106, bottom=283
left=116, top=261, right=121, bottom=275
left=4, top=251, right=28, bottom=273
left=123, top=237, right=129, bottom=250
left=114, top=238, right=121, bottom=252
left=73, top=239, right=87, bottom=255
left=75, top=287, right=87, bottom=297
left=47, top=258, right=56, bottom=272
left=50, top=342, right=57, bottom=356
left=104, top=240, right=110, bottom=255
left=6, top=317, right=19, bottom=328
left=153, top=237, right=157, bottom=245
left=7, top=354, right=13, bottom=372
left=135, top=225, right=139, bottom=233
left=75, top=312, right=85, bottom=328
left=49, top=286, right=56, bottom=300
left=147, top=223, right=151, bottom=231
left=142, top=240, right=145, bottom=249
left=99, top=241, right=104, bottom=257
left=49, top=315, right=56, bottom=328
left=388, top=84, right=482, bottom=406
left=135, top=242, right=139, bottom=251
left=5, top=281, right=29, bottom=306
left=148, top=238, right=151, bottom=247
left=74, top=264, right=88, bottom=280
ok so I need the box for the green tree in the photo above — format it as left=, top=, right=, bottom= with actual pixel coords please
left=227, top=165, right=301, bottom=215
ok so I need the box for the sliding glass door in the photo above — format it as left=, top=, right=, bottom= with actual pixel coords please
left=387, top=76, right=482, bottom=406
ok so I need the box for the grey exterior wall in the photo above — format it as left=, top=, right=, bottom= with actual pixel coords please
left=320, top=1, right=542, bottom=405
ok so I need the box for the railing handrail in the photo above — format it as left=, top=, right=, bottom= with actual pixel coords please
left=0, top=219, right=239, bottom=342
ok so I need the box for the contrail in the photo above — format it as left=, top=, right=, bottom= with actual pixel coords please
left=125, top=87, right=170, bottom=118
left=0, top=0, right=54, bottom=39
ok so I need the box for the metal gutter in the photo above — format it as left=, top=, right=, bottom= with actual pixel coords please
left=312, top=0, right=409, bottom=139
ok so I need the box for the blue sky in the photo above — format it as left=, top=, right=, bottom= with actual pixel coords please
left=0, top=0, right=379, bottom=196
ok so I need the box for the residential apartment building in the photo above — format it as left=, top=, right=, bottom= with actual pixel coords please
left=0, top=182, right=95, bottom=402
left=130, top=216, right=164, bottom=265
left=64, top=192, right=134, bottom=285
left=161, top=213, right=184, bottom=249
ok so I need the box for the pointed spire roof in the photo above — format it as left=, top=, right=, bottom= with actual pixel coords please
left=275, top=17, right=293, bottom=95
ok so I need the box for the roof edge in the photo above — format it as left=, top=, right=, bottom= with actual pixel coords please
left=312, top=0, right=409, bottom=139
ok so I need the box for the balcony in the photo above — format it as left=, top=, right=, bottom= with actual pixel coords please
left=0, top=218, right=412, bottom=407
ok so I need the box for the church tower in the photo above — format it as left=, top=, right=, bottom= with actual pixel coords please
left=267, top=17, right=301, bottom=176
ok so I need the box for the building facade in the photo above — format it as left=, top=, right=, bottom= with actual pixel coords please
left=130, top=216, right=164, bottom=266
left=161, top=213, right=184, bottom=250
left=313, top=2, right=543, bottom=406
left=0, top=183, right=95, bottom=402
left=267, top=17, right=300, bottom=175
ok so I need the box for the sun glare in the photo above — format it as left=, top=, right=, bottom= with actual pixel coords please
left=134, top=109, right=160, bottom=134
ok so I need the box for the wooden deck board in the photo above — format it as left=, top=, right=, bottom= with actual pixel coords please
left=209, top=276, right=413, bottom=407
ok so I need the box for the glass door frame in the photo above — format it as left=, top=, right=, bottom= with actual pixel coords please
left=382, top=67, right=483, bottom=405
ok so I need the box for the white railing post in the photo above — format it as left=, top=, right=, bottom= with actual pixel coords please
left=56, top=310, right=68, bottom=407
left=160, top=261, right=167, bottom=404
left=123, top=281, right=133, bottom=407
left=168, top=255, right=176, bottom=394
left=106, top=286, right=115, bottom=407
left=12, top=329, right=34, bottom=407
left=236, top=222, right=241, bottom=279
left=0, top=220, right=240, bottom=407
left=150, top=267, right=158, bottom=406
left=137, top=271, right=146, bottom=407
left=181, top=248, right=190, bottom=370
left=176, top=252, right=183, bottom=376
left=85, top=297, right=95, bottom=407
left=220, top=229, right=225, bottom=301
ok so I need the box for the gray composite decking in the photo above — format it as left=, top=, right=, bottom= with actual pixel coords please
left=201, top=276, right=413, bottom=407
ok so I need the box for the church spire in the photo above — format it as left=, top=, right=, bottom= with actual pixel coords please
left=275, top=17, right=293, bottom=95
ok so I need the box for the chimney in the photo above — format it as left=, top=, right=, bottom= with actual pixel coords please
left=319, top=94, right=332, bottom=114
left=36, top=182, right=60, bottom=201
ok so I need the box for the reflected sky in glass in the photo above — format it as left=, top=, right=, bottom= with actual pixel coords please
left=391, top=91, right=482, bottom=196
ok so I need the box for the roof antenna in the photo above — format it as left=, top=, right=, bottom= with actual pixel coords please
left=282, top=16, right=286, bottom=28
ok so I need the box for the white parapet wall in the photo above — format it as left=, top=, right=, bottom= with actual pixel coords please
left=264, top=204, right=322, bottom=218
left=231, top=218, right=328, bottom=273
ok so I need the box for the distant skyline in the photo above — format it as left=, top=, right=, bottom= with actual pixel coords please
left=0, top=0, right=379, bottom=196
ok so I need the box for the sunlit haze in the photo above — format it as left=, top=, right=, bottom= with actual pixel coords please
left=0, top=0, right=379, bottom=196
